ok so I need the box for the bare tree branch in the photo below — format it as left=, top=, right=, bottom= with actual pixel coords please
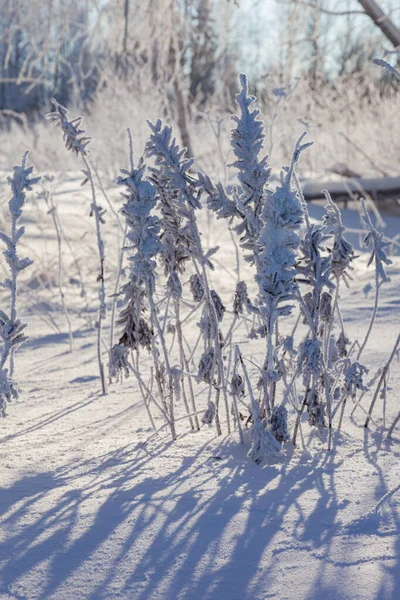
left=281, top=1, right=366, bottom=17
left=357, top=0, right=400, bottom=48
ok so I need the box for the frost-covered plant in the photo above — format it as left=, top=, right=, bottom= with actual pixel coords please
left=366, top=333, right=400, bottom=431
left=146, top=119, right=231, bottom=436
left=231, top=360, right=245, bottom=444
left=336, top=359, right=369, bottom=429
left=322, top=190, right=356, bottom=360
left=150, top=166, right=199, bottom=430
left=109, top=343, right=130, bottom=382
left=200, top=75, right=313, bottom=449
left=323, top=190, right=356, bottom=287
left=201, top=73, right=271, bottom=264
left=236, top=346, right=280, bottom=463
left=294, top=217, right=334, bottom=441
left=115, top=147, right=177, bottom=440
left=97, top=72, right=396, bottom=458
left=0, top=152, right=39, bottom=416
left=46, top=99, right=107, bottom=394
left=293, top=189, right=359, bottom=445
left=271, top=405, right=290, bottom=443
left=357, top=199, right=392, bottom=361
left=256, top=133, right=310, bottom=420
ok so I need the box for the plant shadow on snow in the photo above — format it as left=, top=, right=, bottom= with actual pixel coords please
left=23, top=329, right=94, bottom=351
left=2, top=428, right=400, bottom=600
left=0, top=397, right=97, bottom=445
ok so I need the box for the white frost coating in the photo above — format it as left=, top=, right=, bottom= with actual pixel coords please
left=0, top=152, right=39, bottom=416
left=47, top=99, right=107, bottom=394
left=357, top=199, right=392, bottom=361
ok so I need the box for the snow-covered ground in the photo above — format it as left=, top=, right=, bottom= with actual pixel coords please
left=0, top=174, right=400, bottom=600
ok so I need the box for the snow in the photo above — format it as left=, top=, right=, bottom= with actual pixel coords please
left=0, top=174, right=400, bottom=600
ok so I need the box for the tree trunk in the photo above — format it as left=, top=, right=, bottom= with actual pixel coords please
left=168, top=23, right=194, bottom=158
left=357, top=0, right=400, bottom=48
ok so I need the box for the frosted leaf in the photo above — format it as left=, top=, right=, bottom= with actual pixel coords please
left=233, top=281, right=252, bottom=315
left=271, top=405, right=290, bottom=443
left=202, top=401, right=216, bottom=425
left=298, top=339, right=324, bottom=383
left=320, top=291, right=333, bottom=323
left=336, top=331, right=350, bottom=358
left=210, top=290, right=225, bottom=322
left=248, top=416, right=281, bottom=463
left=342, top=360, right=369, bottom=397
left=109, top=344, right=130, bottom=382
left=198, top=348, right=215, bottom=383
left=0, top=369, right=19, bottom=418
left=231, top=373, right=245, bottom=396
left=46, top=100, right=91, bottom=156
left=189, top=273, right=205, bottom=302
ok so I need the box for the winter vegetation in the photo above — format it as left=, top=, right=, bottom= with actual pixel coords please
left=1, top=2, right=400, bottom=599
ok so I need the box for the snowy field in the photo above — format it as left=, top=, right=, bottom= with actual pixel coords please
left=0, top=167, right=399, bottom=600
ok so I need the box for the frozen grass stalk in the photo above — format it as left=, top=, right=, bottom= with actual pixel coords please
left=0, top=152, right=40, bottom=416
left=146, top=119, right=230, bottom=435
left=115, top=143, right=176, bottom=440
left=40, top=178, right=73, bottom=352
left=357, top=199, right=392, bottom=362
left=46, top=100, right=107, bottom=394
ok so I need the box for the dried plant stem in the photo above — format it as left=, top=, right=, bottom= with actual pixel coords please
left=91, top=160, right=124, bottom=234
left=196, top=256, right=230, bottom=434
left=147, top=282, right=176, bottom=440
left=338, top=396, right=348, bottom=430
left=237, top=347, right=259, bottom=428
left=292, top=385, right=310, bottom=446
left=322, top=372, right=333, bottom=450
left=357, top=269, right=380, bottom=361
left=142, top=408, right=207, bottom=446
left=7, top=205, right=19, bottom=378
left=81, top=155, right=107, bottom=394
left=366, top=333, right=400, bottom=428
left=60, top=227, right=92, bottom=326
left=173, top=299, right=199, bottom=430
left=109, top=224, right=128, bottom=356
left=130, top=352, right=157, bottom=431
left=324, top=278, right=341, bottom=364
left=232, top=353, right=244, bottom=444
left=48, top=201, right=73, bottom=353
left=228, top=227, right=241, bottom=282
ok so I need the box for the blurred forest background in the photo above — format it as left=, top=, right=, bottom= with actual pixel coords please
left=0, top=0, right=399, bottom=179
